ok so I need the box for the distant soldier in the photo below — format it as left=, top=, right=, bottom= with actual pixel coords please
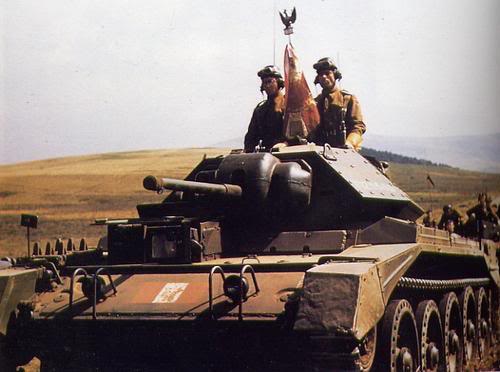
left=467, top=193, right=498, bottom=224
left=465, top=193, right=499, bottom=239
left=437, top=204, right=462, bottom=232
left=244, top=65, right=285, bottom=152
left=422, top=209, right=436, bottom=228
left=486, top=195, right=499, bottom=224
left=308, top=57, right=366, bottom=150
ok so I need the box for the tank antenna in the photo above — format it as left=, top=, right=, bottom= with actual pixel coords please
left=337, top=51, right=342, bottom=89
left=273, top=0, right=276, bottom=65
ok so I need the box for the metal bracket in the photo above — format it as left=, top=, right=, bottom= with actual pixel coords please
left=208, top=266, right=226, bottom=319
left=69, top=268, right=89, bottom=310
left=322, top=143, right=337, bottom=161
left=69, top=267, right=117, bottom=319
left=242, top=254, right=260, bottom=264
left=44, top=261, right=63, bottom=285
left=238, top=265, right=260, bottom=321
left=92, top=268, right=117, bottom=319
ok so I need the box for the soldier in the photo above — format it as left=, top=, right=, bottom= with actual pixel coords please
left=437, top=204, right=462, bottom=231
left=244, top=65, right=285, bottom=152
left=422, top=209, right=436, bottom=228
left=467, top=193, right=498, bottom=224
left=308, top=57, right=366, bottom=150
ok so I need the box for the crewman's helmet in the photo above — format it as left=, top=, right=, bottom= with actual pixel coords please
left=313, top=57, right=342, bottom=81
left=443, top=204, right=452, bottom=212
left=257, top=65, right=284, bottom=89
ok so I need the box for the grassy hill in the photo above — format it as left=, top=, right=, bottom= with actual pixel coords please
left=1, top=148, right=499, bottom=257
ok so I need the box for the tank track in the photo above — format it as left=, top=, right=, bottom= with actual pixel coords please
left=397, top=276, right=491, bottom=291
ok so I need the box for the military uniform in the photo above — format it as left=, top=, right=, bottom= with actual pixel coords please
left=423, top=213, right=436, bottom=228
left=244, top=93, right=285, bottom=152
left=437, top=208, right=462, bottom=230
left=309, top=87, right=365, bottom=147
left=467, top=204, right=499, bottom=224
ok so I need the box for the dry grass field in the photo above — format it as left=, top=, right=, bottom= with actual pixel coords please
left=1, top=147, right=499, bottom=258
left=0, top=148, right=224, bottom=257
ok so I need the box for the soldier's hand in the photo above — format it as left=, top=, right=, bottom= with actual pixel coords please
left=271, top=142, right=288, bottom=150
left=346, top=132, right=363, bottom=151
left=343, top=141, right=355, bottom=149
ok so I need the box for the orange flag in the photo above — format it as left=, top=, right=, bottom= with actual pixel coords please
left=283, top=44, right=320, bottom=140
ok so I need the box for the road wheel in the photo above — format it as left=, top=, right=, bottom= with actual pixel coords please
left=378, top=299, right=420, bottom=371
left=416, top=300, right=444, bottom=372
left=459, top=286, right=478, bottom=370
left=439, top=292, right=463, bottom=372
left=474, top=287, right=491, bottom=361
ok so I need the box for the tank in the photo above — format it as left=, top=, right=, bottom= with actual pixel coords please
left=1, top=144, right=499, bottom=371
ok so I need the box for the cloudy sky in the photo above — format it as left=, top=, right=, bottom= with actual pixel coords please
left=1, top=0, right=499, bottom=164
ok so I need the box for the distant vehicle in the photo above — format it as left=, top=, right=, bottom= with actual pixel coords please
left=1, top=144, right=498, bottom=371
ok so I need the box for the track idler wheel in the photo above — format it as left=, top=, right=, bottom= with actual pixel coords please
left=416, top=300, right=444, bottom=371
left=439, top=292, right=463, bottom=372
left=377, top=299, right=420, bottom=371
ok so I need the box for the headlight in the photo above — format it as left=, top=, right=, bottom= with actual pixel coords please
left=223, top=275, right=249, bottom=303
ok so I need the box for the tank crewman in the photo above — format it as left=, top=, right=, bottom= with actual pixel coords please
left=437, top=204, right=462, bottom=231
left=244, top=65, right=285, bottom=152
left=308, top=57, right=366, bottom=150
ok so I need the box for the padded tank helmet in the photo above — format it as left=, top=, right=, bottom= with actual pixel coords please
left=443, top=204, right=452, bottom=212
left=257, top=65, right=285, bottom=89
left=313, top=57, right=342, bottom=81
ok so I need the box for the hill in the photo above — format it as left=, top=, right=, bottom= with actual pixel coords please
left=363, top=132, right=500, bottom=173
left=359, top=148, right=450, bottom=167
left=1, top=148, right=499, bottom=257
left=214, top=133, right=500, bottom=173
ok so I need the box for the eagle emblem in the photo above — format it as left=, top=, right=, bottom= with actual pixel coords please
left=279, top=7, right=297, bottom=35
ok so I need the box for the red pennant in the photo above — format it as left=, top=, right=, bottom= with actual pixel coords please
left=283, top=44, right=320, bottom=139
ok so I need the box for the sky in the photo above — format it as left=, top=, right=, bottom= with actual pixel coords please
left=1, top=0, right=499, bottom=164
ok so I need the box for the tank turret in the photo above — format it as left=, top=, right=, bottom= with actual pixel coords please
left=133, top=145, right=422, bottom=258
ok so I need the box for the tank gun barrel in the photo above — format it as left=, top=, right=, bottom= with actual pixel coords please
left=143, top=175, right=242, bottom=198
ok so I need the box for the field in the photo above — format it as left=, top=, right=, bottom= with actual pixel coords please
left=1, top=148, right=500, bottom=258
left=0, top=148, right=224, bottom=257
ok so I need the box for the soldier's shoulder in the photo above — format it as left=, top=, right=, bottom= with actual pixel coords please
left=256, top=99, right=267, bottom=107
left=340, top=89, right=353, bottom=96
left=251, top=100, right=267, bottom=114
